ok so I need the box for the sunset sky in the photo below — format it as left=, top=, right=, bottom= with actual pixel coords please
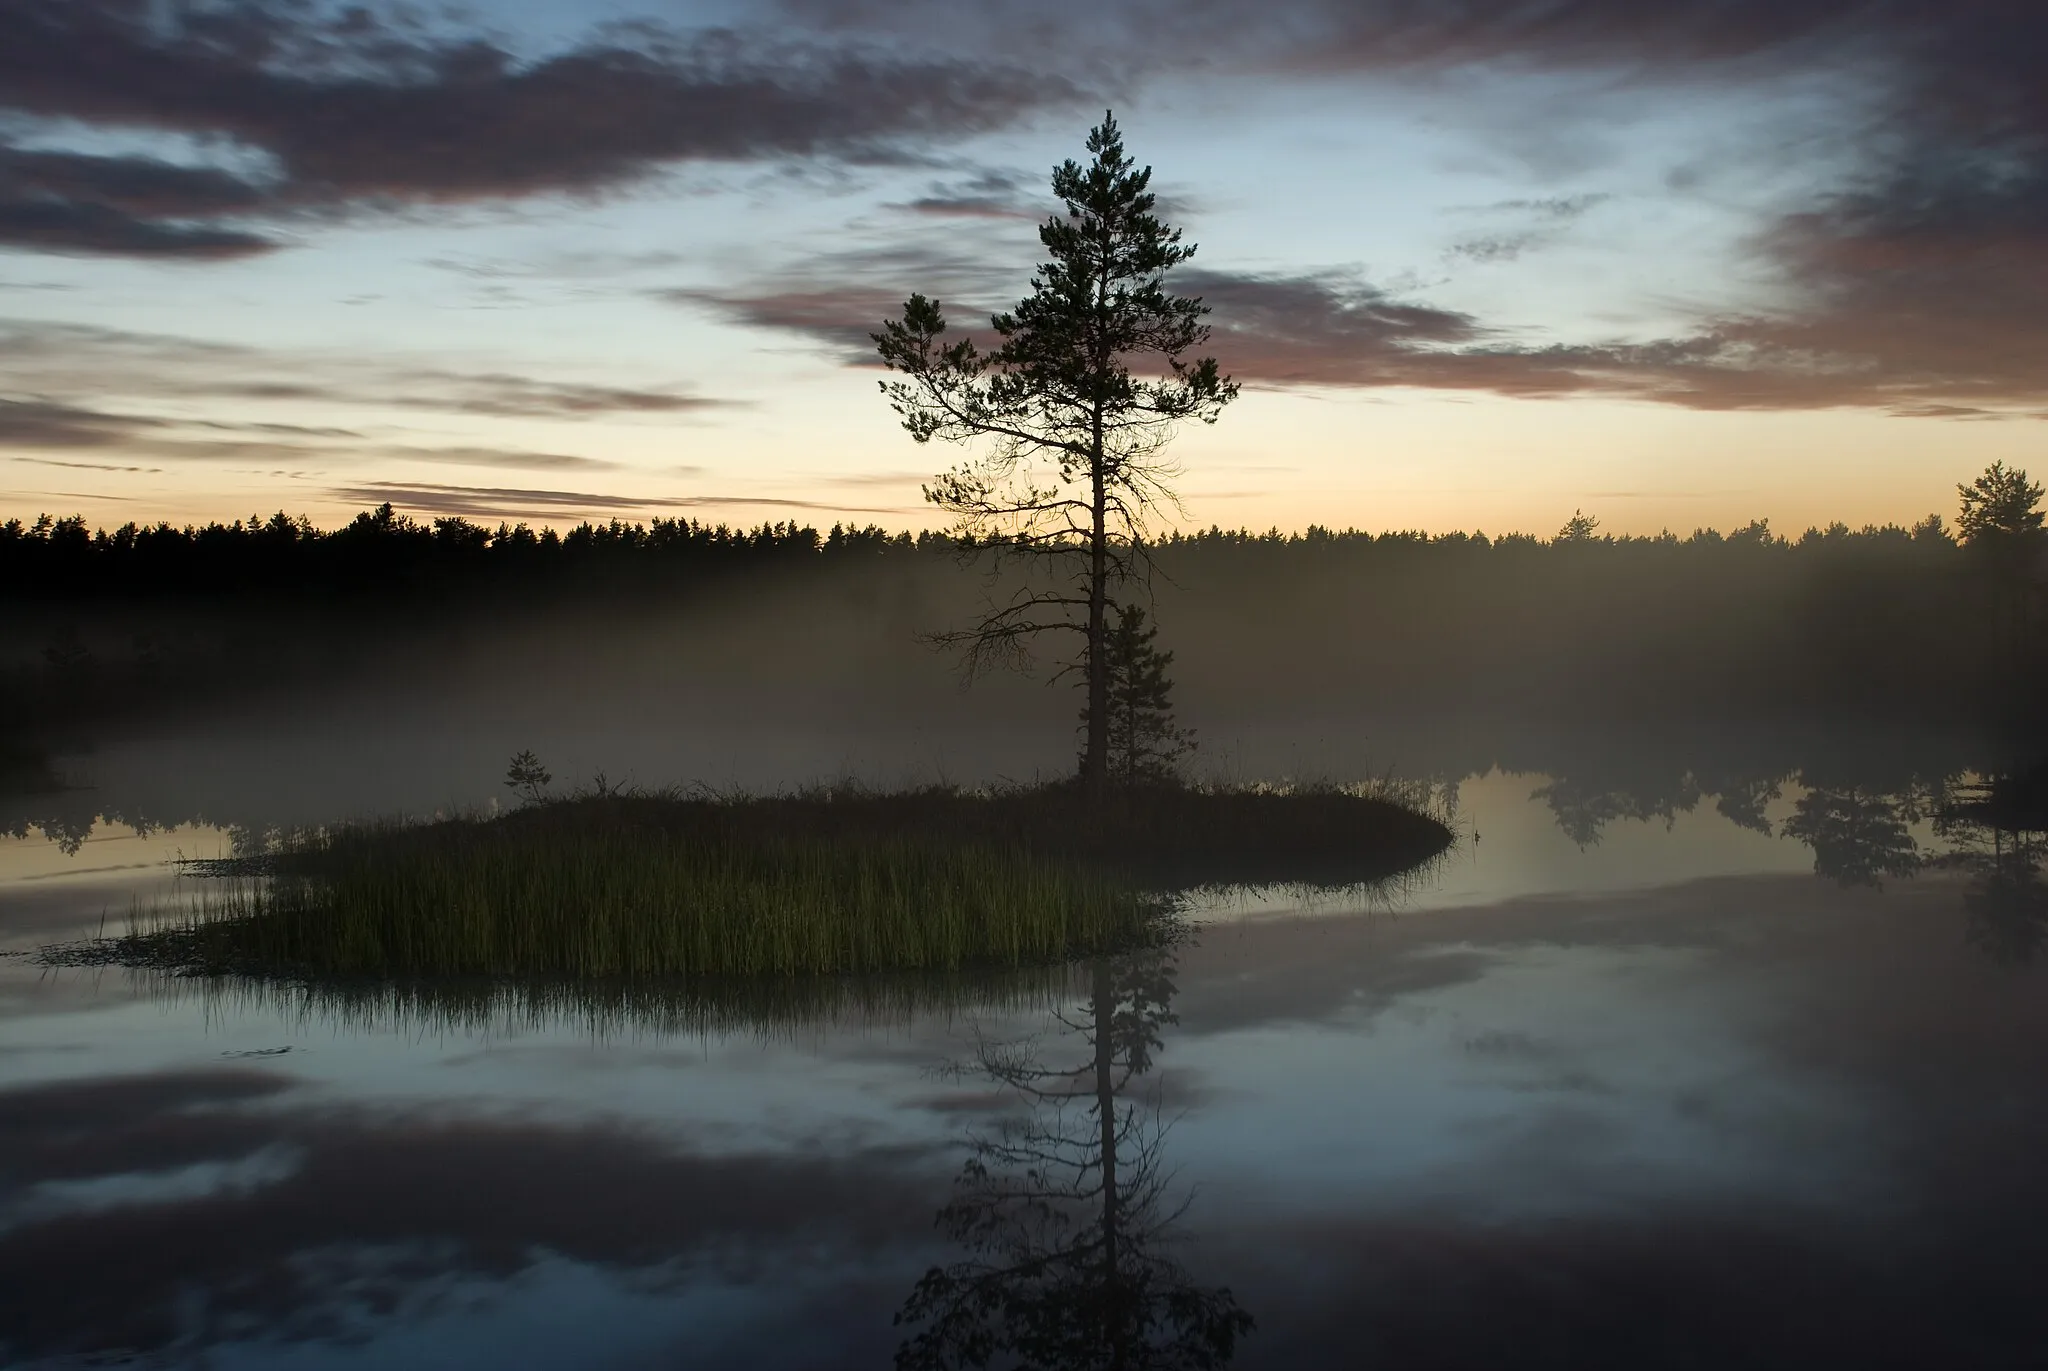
left=2, top=0, right=2043, bottom=537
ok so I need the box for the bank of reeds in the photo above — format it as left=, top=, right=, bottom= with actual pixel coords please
left=98, top=782, right=1453, bottom=981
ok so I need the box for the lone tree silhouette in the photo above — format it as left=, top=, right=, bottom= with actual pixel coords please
left=875, top=112, right=1236, bottom=793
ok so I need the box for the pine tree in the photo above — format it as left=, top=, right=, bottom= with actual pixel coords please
left=1080, top=603, right=1193, bottom=788
left=1957, top=461, right=2045, bottom=551
left=875, top=113, right=1236, bottom=793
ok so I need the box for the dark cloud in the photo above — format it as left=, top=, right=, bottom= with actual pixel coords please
left=688, top=251, right=2048, bottom=414
left=671, top=281, right=918, bottom=363
left=673, top=263, right=1615, bottom=399
left=0, top=144, right=277, bottom=258
left=0, top=1, right=1078, bottom=258
left=783, top=0, right=1925, bottom=79
left=401, top=374, right=732, bottom=419
left=1, top=318, right=734, bottom=430
left=0, top=396, right=163, bottom=447
left=0, top=196, right=277, bottom=260
left=0, top=392, right=680, bottom=472
left=1186, top=268, right=1492, bottom=386
left=887, top=169, right=1037, bottom=219
left=664, top=238, right=1021, bottom=364
left=0, top=1067, right=939, bottom=1363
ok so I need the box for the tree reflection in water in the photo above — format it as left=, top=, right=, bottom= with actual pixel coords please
left=1781, top=785, right=1926, bottom=888
left=895, top=943, right=1252, bottom=1370
left=1962, top=831, right=2048, bottom=965
left=1937, top=765, right=2048, bottom=965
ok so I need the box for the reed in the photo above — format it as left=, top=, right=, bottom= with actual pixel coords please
left=101, top=783, right=1453, bottom=981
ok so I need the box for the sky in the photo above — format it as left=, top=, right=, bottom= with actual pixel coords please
left=1, top=0, right=2044, bottom=537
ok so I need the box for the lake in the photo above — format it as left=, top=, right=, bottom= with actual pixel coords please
left=3, top=739, right=2044, bottom=1368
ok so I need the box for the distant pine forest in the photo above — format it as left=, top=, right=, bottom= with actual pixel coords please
left=0, top=501, right=1997, bottom=598
left=5, top=497, right=2044, bottom=754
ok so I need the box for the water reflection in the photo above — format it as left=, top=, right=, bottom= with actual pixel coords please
left=1781, top=784, right=1928, bottom=888
left=1514, top=749, right=2048, bottom=906
left=896, top=943, right=1253, bottom=1369
left=139, top=961, right=1086, bottom=1042
left=1962, top=833, right=2048, bottom=965
left=1528, top=770, right=1705, bottom=849
left=0, top=1065, right=940, bottom=1366
left=1935, top=764, right=2048, bottom=965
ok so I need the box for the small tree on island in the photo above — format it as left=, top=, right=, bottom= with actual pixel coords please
left=504, top=750, right=551, bottom=805
left=1083, top=603, right=1194, bottom=788
left=874, top=113, right=1236, bottom=794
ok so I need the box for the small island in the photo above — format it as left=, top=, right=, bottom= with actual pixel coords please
left=78, top=778, right=1453, bottom=981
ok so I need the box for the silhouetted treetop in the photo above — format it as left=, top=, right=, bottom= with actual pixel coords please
left=1957, top=461, right=2044, bottom=549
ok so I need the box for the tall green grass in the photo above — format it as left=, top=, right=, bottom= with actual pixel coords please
left=146, top=824, right=1154, bottom=979
left=97, top=783, right=1454, bottom=981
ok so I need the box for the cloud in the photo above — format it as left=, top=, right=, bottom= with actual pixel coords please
left=0, top=2, right=1080, bottom=258
left=0, top=318, right=734, bottom=436
left=1446, top=196, right=1612, bottom=263
left=9, top=455, right=164, bottom=473
left=671, top=282, right=917, bottom=363
left=782, top=1, right=1947, bottom=83
left=382, top=447, right=625, bottom=474
left=423, top=249, right=692, bottom=281
left=684, top=248, right=2048, bottom=414
left=0, top=389, right=685, bottom=475
left=780, top=2, right=2048, bottom=416
left=1471, top=196, right=1614, bottom=220
left=0, top=396, right=164, bottom=448
left=396, top=374, right=732, bottom=419
left=887, top=169, right=1038, bottom=219
left=0, top=144, right=277, bottom=259
left=331, top=481, right=917, bottom=520
left=0, top=395, right=591, bottom=469
left=663, top=238, right=1023, bottom=363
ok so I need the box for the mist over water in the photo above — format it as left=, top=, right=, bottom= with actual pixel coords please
left=9, top=527, right=2041, bottom=832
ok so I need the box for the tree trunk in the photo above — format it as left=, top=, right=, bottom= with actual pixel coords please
left=1082, top=428, right=1110, bottom=792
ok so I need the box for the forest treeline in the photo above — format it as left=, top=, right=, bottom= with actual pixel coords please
left=0, top=504, right=939, bottom=599
left=4, top=486, right=2043, bottom=750
left=0, top=501, right=2002, bottom=600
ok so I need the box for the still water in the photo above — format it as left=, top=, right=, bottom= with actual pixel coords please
left=3, top=762, right=2044, bottom=1368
